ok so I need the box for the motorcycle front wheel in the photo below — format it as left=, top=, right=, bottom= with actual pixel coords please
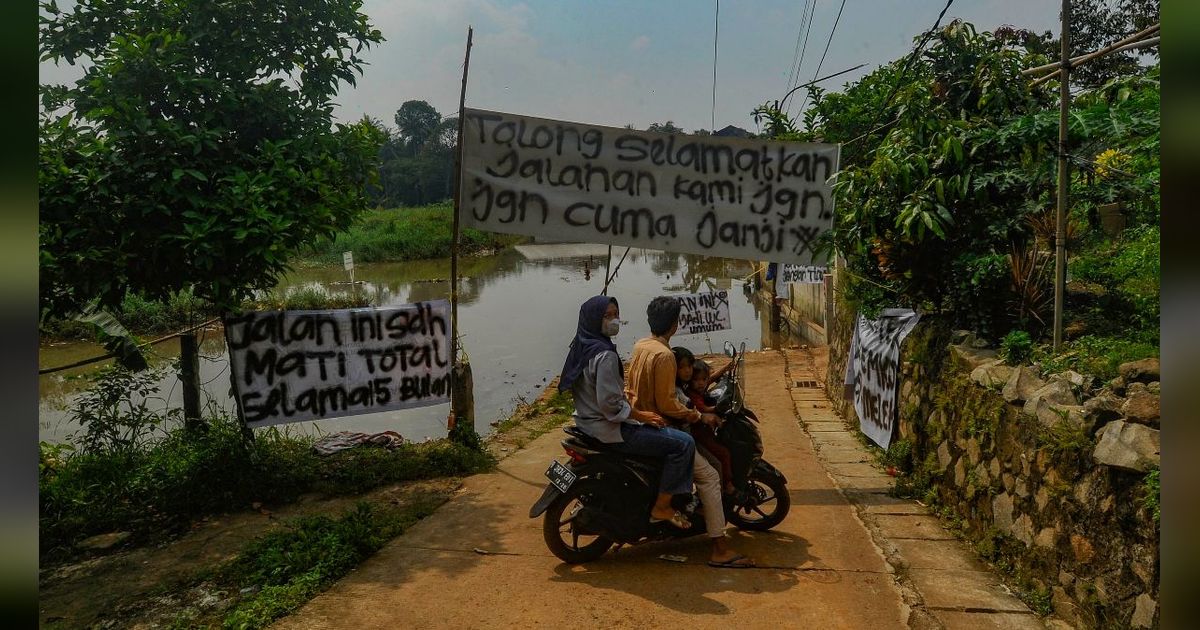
left=727, top=469, right=790, bottom=531
left=542, top=479, right=614, bottom=563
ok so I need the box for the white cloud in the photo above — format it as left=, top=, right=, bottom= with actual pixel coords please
left=629, top=35, right=650, bottom=52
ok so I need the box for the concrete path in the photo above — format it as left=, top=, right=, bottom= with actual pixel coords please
left=275, top=349, right=1051, bottom=629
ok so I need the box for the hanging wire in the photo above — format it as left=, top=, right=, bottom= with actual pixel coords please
left=784, top=0, right=818, bottom=117
left=795, top=0, right=846, bottom=116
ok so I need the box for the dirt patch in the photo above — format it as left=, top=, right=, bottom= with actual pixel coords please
left=484, top=377, right=572, bottom=460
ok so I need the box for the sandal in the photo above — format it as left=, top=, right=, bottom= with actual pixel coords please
left=650, top=510, right=692, bottom=530
left=708, top=553, right=756, bottom=569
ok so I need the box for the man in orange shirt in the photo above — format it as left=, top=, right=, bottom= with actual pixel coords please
left=625, top=296, right=756, bottom=569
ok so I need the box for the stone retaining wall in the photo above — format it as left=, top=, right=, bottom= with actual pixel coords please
left=826, top=309, right=1160, bottom=629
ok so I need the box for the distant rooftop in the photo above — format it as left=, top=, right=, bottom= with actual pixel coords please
left=713, top=125, right=752, bottom=138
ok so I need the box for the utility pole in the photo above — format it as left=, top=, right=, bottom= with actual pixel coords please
left=1053, top=0, right=1070, bottom=351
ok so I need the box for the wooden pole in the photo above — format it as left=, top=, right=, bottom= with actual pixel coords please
left=179, top=332, right=203, bottom=432
left=602, top=244, right=612, bottom=295
left=1053, top=0, right=1070, bottom=351
left=449, top=26, right=474, bottom=432
left=1024, top=22, right=1158, bottom=76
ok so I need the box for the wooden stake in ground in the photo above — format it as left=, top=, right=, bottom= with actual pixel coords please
left=449, top=26, right=475, bottom=432
left=1054, top=0, right=1070, bottom=351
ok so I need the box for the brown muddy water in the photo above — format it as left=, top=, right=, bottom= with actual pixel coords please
left=38, top=247, right=794, bottom=443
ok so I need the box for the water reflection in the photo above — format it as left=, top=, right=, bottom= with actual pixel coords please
left=39, top=249, right=794, bottom=443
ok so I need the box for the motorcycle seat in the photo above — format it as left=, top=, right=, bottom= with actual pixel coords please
left=562, top=427, right=664, bottom=466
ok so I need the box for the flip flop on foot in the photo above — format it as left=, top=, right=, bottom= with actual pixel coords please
left=708, top=553, right=756, bottom=569
left=649, top=511, right=691, bottom=530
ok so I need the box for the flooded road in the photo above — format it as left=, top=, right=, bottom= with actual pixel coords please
left=39, top=247, right=791, bottom=443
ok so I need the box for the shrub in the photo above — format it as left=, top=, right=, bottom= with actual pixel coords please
left=1000, top=330, right=1033, bottom=365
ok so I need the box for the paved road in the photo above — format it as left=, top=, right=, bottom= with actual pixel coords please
left=273, top=351, right=972, bottom=629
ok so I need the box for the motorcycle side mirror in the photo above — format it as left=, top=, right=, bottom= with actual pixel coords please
left=724, top=341, right=736, bottom=357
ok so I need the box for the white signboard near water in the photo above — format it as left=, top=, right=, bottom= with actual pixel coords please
left=676, top=291, right=732, bottom=334
left=775, top=264, right=827, bottom=300
left=460, top=108, right=840, bottom=265
left=224, top=301, right=451, bottom=428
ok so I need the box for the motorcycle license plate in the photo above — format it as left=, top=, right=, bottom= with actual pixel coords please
left=545, top=460, right=577, bottom=493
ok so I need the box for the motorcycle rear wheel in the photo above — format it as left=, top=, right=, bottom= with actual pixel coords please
left=542, top=479, right=614, bottom=563
left=727, top=470, right=790, bottom=531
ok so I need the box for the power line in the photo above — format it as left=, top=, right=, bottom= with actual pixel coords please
left=796, top=0, right=847, bottom=116
left=845, top=0, right=956, bottom=149
left=786, top=0, right=819, bottom=117
left=783, top=0, right=814, bottom=98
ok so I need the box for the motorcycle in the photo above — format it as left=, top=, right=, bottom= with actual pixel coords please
left=530, top=341, right=790, bottom=563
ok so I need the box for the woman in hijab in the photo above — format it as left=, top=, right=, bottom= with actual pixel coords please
left=559, top=295, right=696, bottom=528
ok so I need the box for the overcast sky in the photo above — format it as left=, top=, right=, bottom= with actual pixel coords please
left=39, top=0, right=1062, bottom=133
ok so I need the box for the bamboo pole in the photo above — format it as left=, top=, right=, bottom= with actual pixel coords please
left=1031, top=35, right=1159, bottom=88
left=449, top=26, right=474, bottom=431
left=1053, top=0, right=1070, bottom=351
left=1024, top=23, right=1158, bottom=76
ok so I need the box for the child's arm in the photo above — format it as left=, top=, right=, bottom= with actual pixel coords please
left=706, top=358, right=735, bottom=386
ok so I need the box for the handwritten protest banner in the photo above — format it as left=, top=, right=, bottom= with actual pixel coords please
left=676, top=291, right=732, bottom=334
left=460, top=108, right=840, bottom=265
left=842, top=309, right=920, bottom=449
left=775, top=264, right=828, bottom=300
left=225, top=301, right=451, bottom=428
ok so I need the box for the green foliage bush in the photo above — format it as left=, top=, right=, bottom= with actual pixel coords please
left=39, top=372, right=495, bottom=556
left=297, top=204, right=521, bottom=265
left=1034, top=334, right=1157, bottom=382
left=1000, top=330, right=1033, bottom=365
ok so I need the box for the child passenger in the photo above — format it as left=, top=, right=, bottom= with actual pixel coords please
left=671, top=348, right=737, bottom=496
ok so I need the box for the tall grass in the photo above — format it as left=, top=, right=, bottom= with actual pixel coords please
left=295, top=203, right=523, bottom=265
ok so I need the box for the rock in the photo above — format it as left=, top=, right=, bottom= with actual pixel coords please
left=1055, top=369, right=1094, bottom=391
left=1132, top=543, right=1157, bottom=586
left=1108, top=376, right=1127, bottom=396
left=1148, top=381, right=1160, bottom=394
left=1119, top=358, right=1160, bottom=383
left=989, top=458, right=1001, bottom=480
left=1100, top=496, right=1115, bottom=514
left=954, top=458, right=967, bottom=488
left=970, top=336, right=991, bottom=349
left=1084, top=392, right=1124, bottom=426
left=1070, top=534, right=1095, bottom=564
left=1036, top=487, right=1050, bottom=511
left=1093, top=421, right=1160, bottom=472
left=1058, top=570, right=1075, bottom=587
left=967, top=438, right=981, bottom=465
left=1023, top=380, right=1079, bottom=416
left=1131, top=593, right=1157, bottom=628
left=1013, top=515, right=1034, bottom=545
left=951, top=343, right=999, bottom=372
left=1033, top=400, right=1089, bottom=430
left=937, top=442, right=953, bottom=470
left=1052, top=587, right=1085, bottom=628
left=1015, top=477, right=1030, bottom=498
left=973, top=462, right=990, bottom=487
left=1121, top=390, right=1160, bottom=427
left=78, top=531, right=131, bottom=551
left=1127, top=381, right=1149, bottom=395
left=992, top=492, right=1014, bottom=533
left=1002, top=472, right=1015, bottom=493
left=971, top=360, right=1013, bottom=389
left=1003, top=366, right=1046, bottom=403
left=951, top=329, right=973, bottom=345
left=1035, top=527, right=1057, bottom=549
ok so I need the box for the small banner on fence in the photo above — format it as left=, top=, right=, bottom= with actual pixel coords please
left=676, top=291, right=732, bottom=334
left=225, top=301, right=452, bottom=428
left=775, top=264, right=828, bottom=300
left=843, top=308, right=920, bottom=449
left=460, top=108, right=840, bottom=264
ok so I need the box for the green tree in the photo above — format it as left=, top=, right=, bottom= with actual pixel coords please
left=39, top=0, right=385, bottom=318
left=646, top=121, right=686, bottom=134
left=394, top=100, right=444, bottom=155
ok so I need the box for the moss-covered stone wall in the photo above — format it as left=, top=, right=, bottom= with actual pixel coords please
left=827, top=312, right=1160, bottom=629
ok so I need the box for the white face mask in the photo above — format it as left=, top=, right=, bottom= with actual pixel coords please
left=603, top=318, right=620, bottom=337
